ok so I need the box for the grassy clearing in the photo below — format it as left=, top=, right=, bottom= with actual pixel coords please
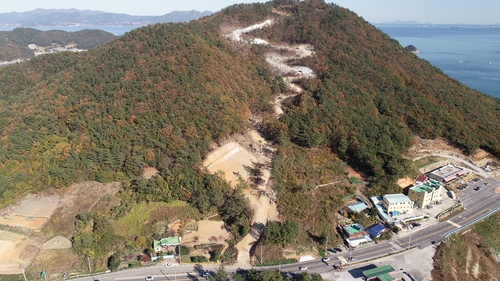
left=113, top=201, right=201, bottom=238
left=473, top=212, right=500, bottom=252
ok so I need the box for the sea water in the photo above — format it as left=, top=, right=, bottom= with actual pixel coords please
left=0, top=25, right=137, bottom=36
left=378, top=24, right=500, bottom=99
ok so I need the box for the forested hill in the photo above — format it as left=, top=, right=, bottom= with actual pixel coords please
left=0, top=28, right=117, bottom=61
left=0, top=18, right=276, bottom=204
left=239, top=0, right=500, bottom=192
left=0, top=0, right=500, bottom=205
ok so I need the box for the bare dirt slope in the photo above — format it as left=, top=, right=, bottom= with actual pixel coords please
left=0, top=231, right=29, bottom=275
left=432, top=231, right=500, bottom=281
left=203, top=141, right=258, bottom=187
left=0, top=194, right=60, bottom=231
left=0, top=181, right=121, bottom=275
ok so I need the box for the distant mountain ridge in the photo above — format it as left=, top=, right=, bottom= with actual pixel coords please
left=0, top=8, right=213, bottom=26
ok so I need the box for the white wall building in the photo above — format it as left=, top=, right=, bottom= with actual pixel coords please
left=382, top=194, right=414, bottom=214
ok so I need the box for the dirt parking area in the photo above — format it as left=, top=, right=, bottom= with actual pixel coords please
left=0, top=231, right=29, bottom=275
left=182, top=220, right=231, bottom=247
left=0, top=194, right=59, bottom=231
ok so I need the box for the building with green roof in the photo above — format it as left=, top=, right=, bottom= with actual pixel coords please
left=408, top=179, right=443, bottom=208
left=342, top=223, right=367, bottom=238
left=152, top=236, right=182, bottom=252
left=363, top=264, right=395, bottom=281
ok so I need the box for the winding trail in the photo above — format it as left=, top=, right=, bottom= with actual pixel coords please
left=224, top=18, right=317, bottom=266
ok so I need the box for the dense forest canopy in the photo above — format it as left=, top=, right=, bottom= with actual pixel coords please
left=247, top=0, right=500, bottom=192
left=0, top=0, right=499, bottom=224
left=0, top=19, right=278, bottom=205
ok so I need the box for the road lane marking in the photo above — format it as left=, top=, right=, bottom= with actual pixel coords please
left=395, top=225, right=455, bottom=245
left=353, top=246, right=394, bottom=259
left=389, top=241, right=402, bottom=250
left=337, top=256, right=347, bottom=264
left=447, top=220, right=461, bottom=228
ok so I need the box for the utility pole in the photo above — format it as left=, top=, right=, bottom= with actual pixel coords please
left=260, top=244, right=263, bottom=265
left=348, top=246, right=352, bottom=265
left=86, top=256, right=91, bottom=273
left=325, top=235, right=329, bottom=253
left=20, top=264, right=27, bottom=281
left=178, top=244, right=182, bottom=264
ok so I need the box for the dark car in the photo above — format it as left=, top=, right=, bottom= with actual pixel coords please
left=431, top=241, right=437, bottom=245
left=328, top=248, right=337, bottom=253
left=334, top=247, right=343, bottom=252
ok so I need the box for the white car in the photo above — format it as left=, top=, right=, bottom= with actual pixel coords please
left=299, top=266, right=308, bottom=271
left=163, top=263, right=173, bottom=267
left=145, top=277, right=154, bottom=281
left=202, top=272, right=211, bottom=277
left=322, top=257, right=330, bottom=262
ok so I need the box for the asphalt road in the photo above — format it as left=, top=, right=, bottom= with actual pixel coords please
left=72, top=178, right=500, bottom=281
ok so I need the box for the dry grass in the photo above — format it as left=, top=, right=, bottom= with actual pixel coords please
left=432, top=212, right=500, bottom=281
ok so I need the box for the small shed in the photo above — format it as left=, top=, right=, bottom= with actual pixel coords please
left=347, top=202, right=368, bottom=213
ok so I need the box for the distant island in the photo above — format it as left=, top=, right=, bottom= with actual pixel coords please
left=405, top=44, right=420, bottom=54
left=0, top=8, right=213, bottom=27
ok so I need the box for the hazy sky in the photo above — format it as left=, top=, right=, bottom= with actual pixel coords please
left=1, top=0, right=499, bottom=24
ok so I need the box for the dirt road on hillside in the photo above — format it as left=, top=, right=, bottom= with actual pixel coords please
left=224, top=18, right=316, bottom=266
